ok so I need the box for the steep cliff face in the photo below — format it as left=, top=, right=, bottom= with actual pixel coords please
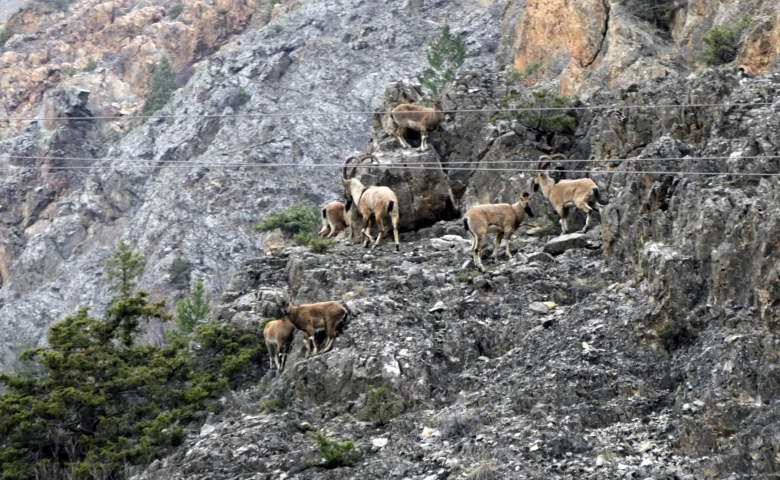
left=501, top=0, right=780, bottom=95
left=0, top=0, right=502, bottom=371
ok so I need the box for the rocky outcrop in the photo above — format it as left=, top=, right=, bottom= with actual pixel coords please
left=502, top=0, right=780, bottom=95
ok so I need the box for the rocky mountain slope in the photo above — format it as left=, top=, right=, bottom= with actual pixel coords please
left=1, top=0, right=780, bottom=477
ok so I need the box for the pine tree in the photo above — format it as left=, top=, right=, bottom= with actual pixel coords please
left=417, top=25, right=466, bottom=97
left=176, top=280, right=211, bottom=334
left=142, top=56, right=179, bottom=115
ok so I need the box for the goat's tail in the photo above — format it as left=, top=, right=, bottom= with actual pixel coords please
left=321, top=207, right=327, bottom=218
left=387, top=200, right=395, bottom=213
left=463, top=217, right=470, bottom=233
left=592, top=188, right=600, bottom=202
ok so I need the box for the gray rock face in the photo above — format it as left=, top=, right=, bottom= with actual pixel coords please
left=0, top=0, right=503, bottom=372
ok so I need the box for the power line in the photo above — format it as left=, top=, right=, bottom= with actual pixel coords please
left=1, top=163, right=777, bottom=177
left=3, top=154, right=780, bottom=165
left=1, top=100, right=778, bottom=123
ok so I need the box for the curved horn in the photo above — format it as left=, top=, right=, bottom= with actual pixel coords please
left=358, top=153, right=378, bottom=166
left=538, top=155, right=552, bottom=170
left=548, top=153, right=568, bottom=161
left=343, top=155, right=361, bottom=179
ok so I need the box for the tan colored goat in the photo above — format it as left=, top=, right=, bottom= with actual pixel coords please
left=533, top=154, right=603, bottom=234
left=318, top=201, right=350, bottom=240
left=342, top=154, right=401, bottom=251
left=391, top=97, right=444, bottom=151
left=276, top=294, right=348, bottom=356
left=463, top=192, right=535, bottom=271
left=263, top=317, right=296, bottom=371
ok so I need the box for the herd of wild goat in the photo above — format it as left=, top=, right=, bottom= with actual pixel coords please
left=261, top=99, right=604, bottom=371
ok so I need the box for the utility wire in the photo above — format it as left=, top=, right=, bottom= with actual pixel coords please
left=1, top=100, right=779, bottom=122
left=1, top=163, right=777, bottom=177
left=2, top=154, right=780, bottom=164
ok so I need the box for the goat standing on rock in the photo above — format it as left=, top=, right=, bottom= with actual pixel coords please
left=263, top=317, right=296, bottom=371
left=276, top=294, right=348, bottom=357
left=463, top=191, right=535, bottom=272
left=342, top=154, right=401, bottom=251
left=533, top=154, right=603, bottom=234
left=391, top=97, right=444, bottom=151
left=318, top=201, right=350, bottom=240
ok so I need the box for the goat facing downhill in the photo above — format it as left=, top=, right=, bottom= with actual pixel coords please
left=533, top=154, right=603, bottom=234
left=342, top=154, right=401, bottom=251
left=391, top=97, right=444, bottom=151
left=263, top=317, right=296, bottom=371
left=463, top=191, right=534, bottom=272
left=318, top=201, right=350, bottom=240
left=276, top=294, right=348, bottom=357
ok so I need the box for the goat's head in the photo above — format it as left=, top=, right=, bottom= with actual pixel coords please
left=533, top=158, right=552, bottom=192
left=342, top=154, right=378, bottom=203
left=519, top=191, right=534, bottom=217
left=276, top=292, right=293, bottom=315
left=432, top=96, right=443, bottom=111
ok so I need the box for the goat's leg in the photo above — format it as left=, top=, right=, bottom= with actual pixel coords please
left=302, top=332, right=313, bottom=357
left=419, top=134, right=428, bottom=151
left=396, top=127, right=412, bottom=149
left=557, top=207, right=569, bottom=234
left=392, top=213, right=400, bottom=252
left=576, top=202, right=593, bottom=233
left=473, top=235, right=485, bottom=272
left=493, top=233, right=503, bottom=261
left=371, top=216, right=386, bottom=250
left=504, top=229, right=513, bottom=258
left=318, top=224, right=329, bottom=241
left=362, top=218, right=376, bottom=248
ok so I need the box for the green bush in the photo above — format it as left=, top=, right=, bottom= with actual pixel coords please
left=456, top=269, right=479, bottom=283
left=232, top=88, right=251, bottom=108
left=142, top=56, right=179, bottom=116
left=701, top=15, right=751, bottom=65
left=294, top=230, right=313, bottom=246
left=514, top=89, right=577, bottom=137
left=254, top=201, right=320, bottom=235
left=307, top=432, right=355, bottom=468
left=193, top=321, right=265, bottom=387
left=260, top=399, right=284, bottom=413
left=361, top=386, right=403, bottom=426
left=82, top=58, right=98, bottom=72
left=168, top=2, right=184, bottom=17
left=0, top=24, right=13, bottom=47
left=309, top=238, right=337, bottom=254
left=418, top=24, right=466, bottom=97
left=168, top=255, right=192, bottom=290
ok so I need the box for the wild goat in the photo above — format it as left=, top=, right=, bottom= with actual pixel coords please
left=463, top=192, right=535, bottom=271
left=533, top=154, right=603, bottom=234
left=263, top=317, right=296, bottom=371
left=391, top=97, right=444, bottom=151
left=318, top=201, right=350, bottom=240
left=342, top=154, right=401, bottom=251
left=276, top=294, right=348, bottom=356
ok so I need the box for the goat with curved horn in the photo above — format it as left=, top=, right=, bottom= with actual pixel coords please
left=342, top=154, right=401, bottom=251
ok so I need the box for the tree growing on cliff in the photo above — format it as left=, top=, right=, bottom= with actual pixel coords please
left=701, top=15, right=751, bottom=65
left=176, top=280, right=211, bottom=334
left=0, top=243, right=264, bottom=479
left=142, top=56, right=179, bottom=116
left=418, top=25, right=466, bottom=97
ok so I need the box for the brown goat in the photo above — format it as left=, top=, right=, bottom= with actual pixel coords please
left=263, top=317, right=296, bottom=370
left=276, top=294, right=348, bottom=356
left=463, top=192, right=535, bottom=271
left=318, top=201, right=350, bottom=240
left=342, top=154, right=401, bottom=251
left=391, top=97, right=444, bottom=151
left=533, top=154, right=602, bottom=234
